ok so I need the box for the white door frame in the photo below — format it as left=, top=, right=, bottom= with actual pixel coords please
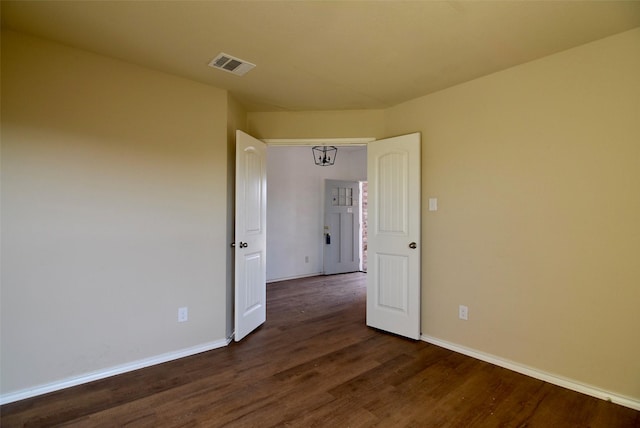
left=263, top=138, right=375, bottom=147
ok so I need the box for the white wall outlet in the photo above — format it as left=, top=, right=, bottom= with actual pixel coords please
left=178, top=307, right=188, bottom=322
left=305, top=256, right=309, bottom=263
left=459, top=305, right=468, bottom=320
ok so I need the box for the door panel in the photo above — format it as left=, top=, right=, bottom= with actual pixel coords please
left=377, top=254, right=408, bottom=311
left=235, top=130, right=267, bottom=342
left=324, top=179, right=360, bottom=275
left=367, top=133, right=421, bottom=340
left=378, top=152, right=408, bottom=233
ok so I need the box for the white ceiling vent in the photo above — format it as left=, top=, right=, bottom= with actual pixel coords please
left=208, top=53, right=256, bottom=76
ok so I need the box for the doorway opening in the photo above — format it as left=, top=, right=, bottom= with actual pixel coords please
left=264, top=141, right=371, bottom=283
left=236, top=132, right=421, bottom=342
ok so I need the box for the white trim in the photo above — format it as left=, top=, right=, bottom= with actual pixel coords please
left=263, top=138, right=375, bottom=147
left=267, top=272, right=322, bottom=283
left=421, top=335, right=640, bottom=411
left=0, top=337, right=232, bottom=405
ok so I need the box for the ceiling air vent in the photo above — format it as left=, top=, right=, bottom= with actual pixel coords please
left=208, top=53, right=256, bottom=76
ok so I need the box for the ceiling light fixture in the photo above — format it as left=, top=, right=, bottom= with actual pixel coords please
left=312, top=146, right=337, bottom=166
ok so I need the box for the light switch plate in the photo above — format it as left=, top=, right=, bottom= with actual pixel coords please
left=429, top=198, right=438, bottom=211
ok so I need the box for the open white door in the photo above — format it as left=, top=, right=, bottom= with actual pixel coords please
left=323, top=179, right=361, bottom=275
left=366, top=133, right=421, bottom=340
left=235, top=130, right=267, bottom=342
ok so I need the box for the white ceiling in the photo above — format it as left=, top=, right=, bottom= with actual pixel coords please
left=2, top=1, right=640, bottom=112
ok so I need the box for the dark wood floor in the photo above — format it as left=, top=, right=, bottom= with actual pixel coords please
left=2, top=273, right=638, bottom=427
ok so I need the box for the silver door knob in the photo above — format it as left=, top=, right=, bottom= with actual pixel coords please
left=239, top=242, right=248, bottom=248
left=409, top=242, right=417, bottom=249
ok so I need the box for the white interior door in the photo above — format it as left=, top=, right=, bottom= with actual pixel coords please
left=323, top=179, right=360, bottom=275
left=235, top=130, right=267, bottom=342
left=366, top=133, right=421, bottom=340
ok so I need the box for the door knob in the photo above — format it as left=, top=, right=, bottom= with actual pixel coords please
left=409, top=242, right=417, bottom=249
left=239, top=242, right=248, bottom=248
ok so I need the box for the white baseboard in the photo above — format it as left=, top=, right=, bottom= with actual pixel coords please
left=421, top=335, right=640, bottom=411
left=267, top=271, right=366, bottom=284
left=0, top=337, right=232, bottom=405
left=267, top=272, right=322, bottom=283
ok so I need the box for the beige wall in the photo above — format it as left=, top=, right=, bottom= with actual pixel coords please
left=386, top=28, right=640, bottom=400
left=247, top=109, right=385, bottom=140
left=245, top=28, right=640, bottom=402
left=1, top=31, right=230, bottom=395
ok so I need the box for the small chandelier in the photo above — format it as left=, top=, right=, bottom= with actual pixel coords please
left=312, top=145, right=337, bottom=166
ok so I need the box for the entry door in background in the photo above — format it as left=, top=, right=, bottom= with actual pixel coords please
left=324, top=179, right=361, bottom=275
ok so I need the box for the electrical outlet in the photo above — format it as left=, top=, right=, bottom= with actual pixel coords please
left=178, top=307, right=188, bottom=322
left=305, top=256, right=309, bottom=263
left=459, top=305, right=468, bottom=321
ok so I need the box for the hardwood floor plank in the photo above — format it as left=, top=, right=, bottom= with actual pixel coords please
left=2, top=273, right=637, bottom=427
left=284, top=395, right=381, bottom=428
